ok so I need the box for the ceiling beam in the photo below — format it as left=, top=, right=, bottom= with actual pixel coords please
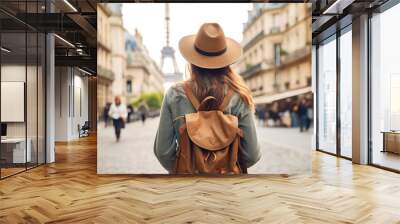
left=55, top=55, right=96, bottom=69
left=323, top=0, right=356, bottom=14
left=67, top=13, right=97, bottom=38
left=312, top=15, right=335, bottom=34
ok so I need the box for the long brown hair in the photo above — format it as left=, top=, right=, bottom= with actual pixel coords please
left=188, top=64, right=254, bottom=111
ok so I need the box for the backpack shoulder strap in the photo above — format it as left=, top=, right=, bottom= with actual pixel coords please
left=183, top=81, right=200, bottom=111
left=218, top=88, right=235, bottom=111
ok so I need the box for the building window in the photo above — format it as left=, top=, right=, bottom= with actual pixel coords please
left=272, top=13, right=278, bottom=28
left=307, top=77, right=312, bottom=86
left=1, top=7, right=46, bottom=178
left=370, top=4, right=400, bottom=171
left=274, top=43, right=282, bottom=65
left=126, top=80, right=132, bottom=94
left=317, top=36, right=337, bottom=154
left=339, top=28, right=352, bottom=158
left=284, top=81, right=290, bottom=90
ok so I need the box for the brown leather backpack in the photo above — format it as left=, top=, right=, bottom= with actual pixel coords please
left=174, top=82, right=246, bottom=175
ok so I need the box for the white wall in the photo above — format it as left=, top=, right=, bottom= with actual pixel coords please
left=54, top=67, right=89, bottom=141
left=370, top=5, right=400, bottom=160
left=1, top=63, right=46, bottom=164
left=55, top=66, right=68, bottom=141
left=1, top=65, right=31, bottom=138
left=71, top=74, right=89, bottom=138
left=1, top=66, right=26, bottom=138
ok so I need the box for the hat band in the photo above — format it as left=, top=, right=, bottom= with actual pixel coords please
left=194, top=45, right=227, bottom=56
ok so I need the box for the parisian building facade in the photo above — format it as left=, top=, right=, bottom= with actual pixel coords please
left=97, top=3, right=114, bottom=121
left=108, top=3, right=127, bottom=103
left=125, top=30, right=164, bottom=104
left=235, top=3, right=312, bottom=121
left=97, top=3, right=164, bottom=119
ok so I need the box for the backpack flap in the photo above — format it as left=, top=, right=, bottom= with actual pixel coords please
left=185, top=110, right=239, bottom=151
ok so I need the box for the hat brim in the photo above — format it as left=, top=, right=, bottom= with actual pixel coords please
left=179, top=35, right=242, bottom=69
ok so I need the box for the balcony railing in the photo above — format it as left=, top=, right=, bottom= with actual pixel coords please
left=240, top=63, right=262, bottom=79
left=97, top=65, right=115, bottom=81
left=270, top=26, right=281, bottom=34
left=243, top=30, right=265, bottom=52
left=240, top=58, right=276, bottom=79
left=281, top=45, right=311, bottom=66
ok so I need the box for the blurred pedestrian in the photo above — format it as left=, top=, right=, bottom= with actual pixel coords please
left=257, top=107, right=266, bottom=127
left=291, top=103, right=299, bottom=127
left=140, top=111, right=146, bottom=124
left=103, top=102, right=111, bottom=127
left=127, top=105, right=134, bottom=123
left=109, top=96, right=127, bottom=142
left=269, top=109, right=281, bottom=127
left=270, top=102, right=282, bottom=127
left=281, top=110, right=291, bottom=127
left=297, top=98, right=309, bottom=132
left=306, top=100, right=313, bottom=130
left=138, top=103, right=148, bottom=125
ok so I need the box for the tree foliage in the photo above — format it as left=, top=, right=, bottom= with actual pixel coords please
left=132, top=92, right=164, bottom=110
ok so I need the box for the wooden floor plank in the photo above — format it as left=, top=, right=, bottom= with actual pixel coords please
left=0, top=135, right=400, bottom=223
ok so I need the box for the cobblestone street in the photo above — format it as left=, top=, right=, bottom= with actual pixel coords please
left=98, top=117, right=312, bottom=174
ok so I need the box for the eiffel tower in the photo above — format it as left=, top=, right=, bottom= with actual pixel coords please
left=160, top=3, right=183, bottom=82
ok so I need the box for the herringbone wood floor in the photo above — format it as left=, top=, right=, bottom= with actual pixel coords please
left=1, top=135, right=400, bottom=224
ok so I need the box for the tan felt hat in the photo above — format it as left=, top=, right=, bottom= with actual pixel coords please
left=179, top=23, right=242, bottom=69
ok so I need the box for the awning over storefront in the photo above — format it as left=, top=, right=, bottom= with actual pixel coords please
left=254, top=86, right=313, bottom=104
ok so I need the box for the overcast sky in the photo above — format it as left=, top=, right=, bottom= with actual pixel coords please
left=122, top=3, right=253, bottom=75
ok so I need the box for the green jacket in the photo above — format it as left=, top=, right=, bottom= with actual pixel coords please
left=154, top=82, right=261, bottom=173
